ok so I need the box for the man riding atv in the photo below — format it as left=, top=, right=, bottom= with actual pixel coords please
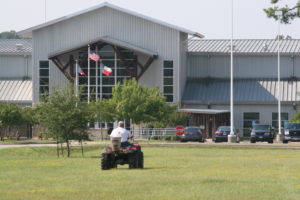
left=110, top=121, right=133, bottom=147
left=101, top=121, right=143, bottom=170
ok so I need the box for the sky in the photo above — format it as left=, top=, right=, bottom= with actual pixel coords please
left=1, top=0, right=299, bottom=39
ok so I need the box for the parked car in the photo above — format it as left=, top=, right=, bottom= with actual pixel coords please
left=283, top=122, right=300, bottom=143
left=250, top=124, right=274, bottom=143
left=180, top=126, right=205, bottom=142
left=214, top=126, right=240, bottom=143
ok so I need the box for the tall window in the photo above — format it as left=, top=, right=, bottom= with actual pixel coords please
left=39, top=60, right=49, bottom=100
left=163, top=60, right=173, bottom=103
left=272, top=113, right=288, bottom=128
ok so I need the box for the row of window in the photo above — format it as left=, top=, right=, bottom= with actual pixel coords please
left=243, top=112, right=289, bottom=129
left=39, top=59, right=175, bottom=103
left=163, top=60, right=173, bottom=102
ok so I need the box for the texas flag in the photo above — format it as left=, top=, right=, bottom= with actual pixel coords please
left=103, top=66, right=112, bottom=76
left=77, top=65, right=85, bottom=76
left=89, top=51, right=100, bottom=62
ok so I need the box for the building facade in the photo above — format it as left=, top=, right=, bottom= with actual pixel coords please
left=17, top=2, right=300, bottom=137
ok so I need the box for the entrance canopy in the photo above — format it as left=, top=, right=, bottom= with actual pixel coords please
left=48, top=36, right=158, bottom=81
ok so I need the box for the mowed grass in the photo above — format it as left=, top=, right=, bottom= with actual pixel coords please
left=1, top=145, right=300, bottom=200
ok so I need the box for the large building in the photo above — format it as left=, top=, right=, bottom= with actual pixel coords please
left=17, top=2, right=300, bottom=136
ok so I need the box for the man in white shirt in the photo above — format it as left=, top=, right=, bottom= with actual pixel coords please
left=110, top=121, right=133, bottom=147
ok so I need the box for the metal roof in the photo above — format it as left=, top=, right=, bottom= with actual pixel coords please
left=48, top=36, right=158, bottom=58
left=178, top=108, right=229, bottom=114
left=182, top=78, right=300, bottom=104
left=0, top=79, right=32, bottom=103
left=18, top=2, right=203, bottom=38
left=188, top=39, right=300, bottom=55
left=0, top=39, right=32, bottom=55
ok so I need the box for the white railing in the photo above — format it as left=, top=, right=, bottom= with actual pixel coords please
left=131, top=128, right=177, bottom=139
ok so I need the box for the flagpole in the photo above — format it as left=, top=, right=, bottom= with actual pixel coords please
left=88, top=45, right=90, bottom=103
left=75, top=60, right=78, bottom=97
left=45, top=0, right=47, bottom=22
left=228, top=0, right=237, bottom=143
left=100, top=62, right=103, bottom=100
left=96, top=45, right=98, bottom=101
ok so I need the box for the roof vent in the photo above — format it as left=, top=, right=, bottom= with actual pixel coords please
left=263, top=43, right=269, bottom=51
left=227, top=45, right=236, bottom=51
left=16, top=43, right=24, bottom=50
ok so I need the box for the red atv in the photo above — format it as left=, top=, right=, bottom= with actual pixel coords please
left=101, top=137, right=144, bottom=170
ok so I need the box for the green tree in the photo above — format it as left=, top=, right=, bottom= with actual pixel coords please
left=36, top=84, right=92, bottom=157
left=0, top=103, right=24, bottom=140
left=111, top=78, right=176, bottom=124
left=92, top=79, right=176, bottom=126
left=264, top=0, right=300, bottom=23
left=0, top=30, right=20, bottom=39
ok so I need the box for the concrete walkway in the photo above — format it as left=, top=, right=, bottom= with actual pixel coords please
left=2, top=140, right=300, bottom=150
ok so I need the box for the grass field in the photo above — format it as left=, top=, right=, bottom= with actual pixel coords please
left=1, top=145, right=300, bottom=200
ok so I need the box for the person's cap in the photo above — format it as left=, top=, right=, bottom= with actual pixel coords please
left=118, top=121, right=124, bottom=127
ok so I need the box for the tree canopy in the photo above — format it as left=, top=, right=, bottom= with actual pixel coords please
left=0, top=30, right=20, bottom=39
left=91, top=79, right=177, bottom=126
left=36, top=84, right=92, bottom=157
left=264, top=0, right=300, bottom=23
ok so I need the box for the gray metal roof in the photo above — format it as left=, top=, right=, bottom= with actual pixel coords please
left=182, top=78, right=300, bottom=104
left=178, top=108, right=229, bottom=114
left=48, top=36, right=158, bottom=58
left=18, top=2, right=203, bottom=38
left=0, top=39, right=32, bottom=55
left=0, top=79, right=32, bottom=103
left=188, top=39, right=300, bottom=55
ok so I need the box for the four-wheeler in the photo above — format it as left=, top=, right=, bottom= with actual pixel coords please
left=250, top=124, right=274, bottom=143
left=101, top=137, right=144, bottom=170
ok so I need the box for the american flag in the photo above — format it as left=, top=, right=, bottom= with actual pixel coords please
left=89, top=51, right=100, bottom=62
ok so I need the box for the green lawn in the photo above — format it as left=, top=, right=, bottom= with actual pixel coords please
left=0, top=145, right=300, bottom=200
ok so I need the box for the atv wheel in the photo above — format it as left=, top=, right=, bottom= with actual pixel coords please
left=129, top=152, right=139, bottom=169
left=250, top=138, right=256, bottom=143
left=138, top=152, right=144, bottom=169
left=101, top=153, right=113, bottom=170
left=268, top=139, right=273, bottom=144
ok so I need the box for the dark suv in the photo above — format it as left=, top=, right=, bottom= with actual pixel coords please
left=180, top=126, right=205, bottom=142
left=283, top=123, right=300, bottom=143
left=250, top=125, right=274, bottom=143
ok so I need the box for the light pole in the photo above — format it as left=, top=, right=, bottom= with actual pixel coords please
left=228, top=0, right=237, bottom=143
left=275, top=10, right=283, bottom=142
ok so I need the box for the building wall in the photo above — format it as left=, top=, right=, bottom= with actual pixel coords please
left=179, top=33, right=188, bottom=102
left=32, top=6, right=182, bottom=103
left=187, top=54, right=300, bottom=79
left=0, top=55, right=32, bottom=78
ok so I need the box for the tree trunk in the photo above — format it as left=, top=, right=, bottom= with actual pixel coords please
left=60, top=142, right=64, bottom=157
left=80, top=139, right=84, bottom=158
left=66, top=139, right=70, bottom=157
left=56, top=141, right=60, bottom=158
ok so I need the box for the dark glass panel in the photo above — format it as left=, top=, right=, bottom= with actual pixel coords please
left=164, top=60, right=173, bottom=68
left=164, top=69, right=173, bottom=76
left=164, top=77, right=173, bottom=85
left=39, top=69, right=49, bottom=76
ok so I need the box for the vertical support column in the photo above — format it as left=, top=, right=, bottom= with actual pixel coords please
left=88, top=45, right=91, bottom=103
